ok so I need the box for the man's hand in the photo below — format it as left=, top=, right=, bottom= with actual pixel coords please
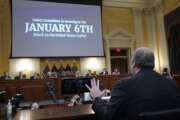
left=85, top=78, right=105, bottom=99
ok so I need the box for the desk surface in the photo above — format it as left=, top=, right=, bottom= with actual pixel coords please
left=13, top=104, right=95, bottom=120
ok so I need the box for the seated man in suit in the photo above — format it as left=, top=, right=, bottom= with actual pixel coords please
left=30, top=72, right=41, bottom=80
left=86, top=69, right=92, bottom=77
left=99, top=68, right=108, bottom=75
left=15, top=72, right=26, bottom=80
left=112, top=68, right=120, bottom=75
left=0, top=72, right=11, bottom=80
left=86, top=47, right=180, bottom=120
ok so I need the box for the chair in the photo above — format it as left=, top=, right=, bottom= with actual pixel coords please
left=137, top=108, right=180, bottom=120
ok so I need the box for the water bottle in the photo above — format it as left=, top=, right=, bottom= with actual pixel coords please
left=6, top=99, right=12, bottom=115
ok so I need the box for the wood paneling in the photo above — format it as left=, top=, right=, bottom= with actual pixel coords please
left=163, top=0, right=180, bottom=14
left=1, top=74, right=179, bottom=104
left=0, top=0, right=11, bottom=74
left=21, top=85, right=45, bottom=101
left=0, top=75, right=129, bottom=102
left=0, top=79, right=59, bottom=101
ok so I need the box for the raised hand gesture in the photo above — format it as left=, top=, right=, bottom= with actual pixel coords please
left=85, top=78, right=105, bottom=99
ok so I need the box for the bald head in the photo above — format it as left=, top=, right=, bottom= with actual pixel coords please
left=131, top=47, right=155, bottom=69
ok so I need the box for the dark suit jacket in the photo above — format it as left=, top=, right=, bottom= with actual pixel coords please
left=92, top=68, right=180, bottom=120
left=15, top=76, right=26, bottom=80
left=0, top=76, right=11, bottom=80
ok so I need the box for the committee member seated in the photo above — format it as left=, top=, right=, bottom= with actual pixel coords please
left=86, top=69, right=92, bottom=76
left=30, top=72, right=41, bottom=80
left=112, top=68, right=120, bottom=75
left=92, top=71, right=97, bottom=76
left=15, top=72, right=26, bottom=80
left=0, top=72, right=11, bottom=80
left=86, top=47, right=180, bottom=120
left=99, top=68, right=108, bottom=75
left=47, top=71, right=57, bottom=78
left=75, top=70, right=82, bottom=77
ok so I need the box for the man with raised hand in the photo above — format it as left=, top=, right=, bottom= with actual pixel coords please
left=86, top=47, right=180, bottom=120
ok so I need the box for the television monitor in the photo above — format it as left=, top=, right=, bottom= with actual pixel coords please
left=11, top=0, right=104, bottom=57
left=61, top=77, right=92, bottom=94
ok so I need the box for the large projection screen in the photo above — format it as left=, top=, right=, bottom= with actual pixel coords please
left=11, top=0, right=104, bottom=57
